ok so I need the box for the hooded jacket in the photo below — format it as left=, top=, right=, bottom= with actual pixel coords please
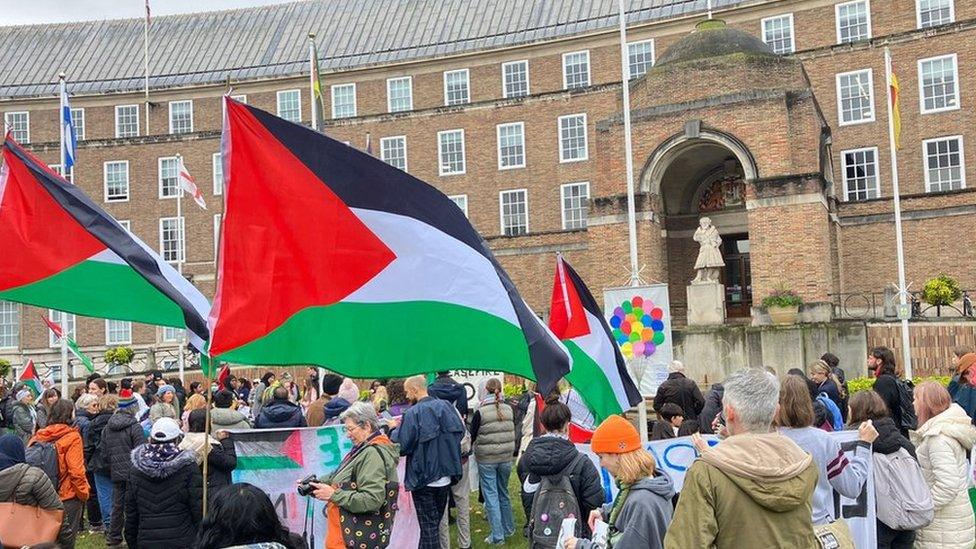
left=323, top=397, right=352, bottom=423
left=579, top=472, right=674, bottom=549
left=911, top=403, right=976, bottom=549
left=103, top=411, right=147, bottom=483
left=254, top=398, right=307, bottom=429
left=210, top=407, right=251, bottom=431
left=664, top=432, right=818, bottom=549
left=10, top=401, right=35, bottom=443
left=84, top=410, right=113, bottom=475
left=29, top=423, right=90, bottom=501
left=652, top=372, right=704, bottom=423
left=870, top=416, right=916, bottom=458
left=390, top=396, right=463, bottom=491
left=124, top=443, right=203, bottom=548
left=427, top=375, right=470, bottom=418
left=698, top=384, right=724, bottom=435
left=325, top=433, right=400, bottom=549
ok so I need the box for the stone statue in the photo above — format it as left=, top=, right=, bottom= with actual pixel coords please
left=692, top=216, right=724, bottom=284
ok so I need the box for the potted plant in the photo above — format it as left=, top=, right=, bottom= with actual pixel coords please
left=762, top=289, right=803, bottom=325
left=922, top=274, right=962, bottom=317
left=105, top=346, right=135, bottom=373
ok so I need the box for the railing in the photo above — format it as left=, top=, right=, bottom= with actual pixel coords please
left=830, top=289, right=975, bottom=320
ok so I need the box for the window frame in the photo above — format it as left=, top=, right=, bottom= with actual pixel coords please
left=159, top=216, right=186, bottom=264
left=379, top=135, right=408, bottom=171
left=496, top=121, right=526, bottom=170
left=917, top=53, right=960, bottom=114
left=214, top=213, right=222, bottom=259
left=562, top=50, right=591, bottom=90
left=761, top=13, right=795, bottom=54
left=841, top=146, right=881, bottom=201
left=561, top=181, right=591, bottom=230
left=437, top=129, right=466, bottom=176
left=835, top=0, right=872, bottom=44
left=330, top=83, right=357, bottom=119
left=499, top=189, right=529, bottom=236
left=103, top=160, right=130, bottom=203
left=4, top=111, right=29, bottom=143
left=443, top=69, right=471, bottom=106
left=386, top=76, right=414, bottom=113
left=834, top=68, right=876, bottom=126
left=162, top=326, right=183, bottom=343
left=49, top=164, right=74, bottom=184
left=114, top=104, right=140, bottom=138
left=922, top=135, right=966, bottom=192
left=212, top=152, right=223, bottom=196
left=558, top=113, right=589, bottom=163
left=916, top=0, right=954, bottom=28
left=158, top=156, right=180, bottom=199
left=105, top=319, right=132, bottom=345
left=0, top=301, right=19, bottom=350
left=70, top=107, right=85, bottom=141
left=449, top=194, right=469, bottom=218
left=626, top=39, right=656, bottom=78
left=276, top=89, right=302, bottom=123
left=501, top=60, right=530, bottom=99
left=168, top=100, right=194, bottom=134
left=48, top=310, right=76, bottom=348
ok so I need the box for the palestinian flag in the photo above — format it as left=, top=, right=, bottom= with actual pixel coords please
left=19, top=359, right=41, bottom=396
left=41, top=315, right=94, bottom=373
left=0, top=135, right=211, bottom=351
left=209, top=97, right=571, bottom=393
left=549, top=255, right=641, bottom=421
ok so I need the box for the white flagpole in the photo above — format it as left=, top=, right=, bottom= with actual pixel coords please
left=308, top=33, right=318, bottom=132
left=144, top=0, right=151, bottom=135
left=707, top=0, right=713, bottom=19
left=60, top=335, right=69, bottom=397
left=59, top=74, right=72, bottom=397
left=59, top=73, right=67, bottom=174
left=176, top=154, right=186, bottom=385
left=884, top=47, right=912, bottom=378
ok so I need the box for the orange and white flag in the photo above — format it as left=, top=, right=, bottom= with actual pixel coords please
left=178, top=157, right=206, bottom=209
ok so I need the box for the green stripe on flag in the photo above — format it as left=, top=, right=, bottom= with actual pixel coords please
left=236, top=455, right=302, bottom=470
left=564, top=340, right=625, bottom=422
left=66, top=338, right=94, bottom=373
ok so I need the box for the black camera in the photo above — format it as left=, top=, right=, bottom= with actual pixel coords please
left=297, top=474, right=320, bottom=497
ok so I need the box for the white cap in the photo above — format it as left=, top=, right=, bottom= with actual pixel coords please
left=150, top=417, right=182, bottom=443
left=668, top=360, right=685, bottom=373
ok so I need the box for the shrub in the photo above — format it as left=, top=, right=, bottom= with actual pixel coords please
left=104, top=346, right=135, bottom=366
left=846, top=375, right=951, bottom=394
left=922, top=274, right=962, bottom=307
left=761, top=289, right=803, bottom=309
left=0, top=359, right=9, bottom=379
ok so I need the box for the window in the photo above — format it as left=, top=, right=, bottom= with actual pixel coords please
left=561, top=182, right=590, bottom=230
left=502, top=60, right=529, bottom=98
left=276, top=90, right=302, bottom=122
left=836, top=69, right=875, bottom=125
left=842, top=147, right=880, bottom=201
left=162, top=358, right=178, bottom=371
left=48, top=364, right=63, bottom=382
left=104, top=161, right=129, bottom=202
left=106, top=319, right=132, bottom=345
left=627, top=40, right=655, bottom=78
left=449, top=195, right=468, bottom=217
left=444, top=69, right=470, bottom=106
left=562, top=51, right=590, bottom=90
left=212, top=153, right=223, bottom=195
left=230, top=94, right=248, bottom=104
left=387, top=77, right=413, bottom=113
left=762, top=14, right=795, bottom=54
left=438, top=129, right=465, bottom=175
left=380, top=136, right=407, bottom=171
left=918, top=54, right=959, bottom=113
left=159, top=217, right=185, bottom=263
left=49, top=164, right=73, bottom=183
left=162, top=326, right=183, bottom=342
left=158, top=156, right=179, bottom=198
left=836, top=0, right=871, bottom=43
left=331, top=83, right=357, bottom=119
left=558, top=114, right=588, bottom=162
left=71, top=108, right=85, bottom=141
left=0, top=301, right=18, bottom=349
left=4, top=112, right=28, bottom=143
left=118, top=220, right=131, bottom=232
left=497, top=122, right=525, bottom=169
left=917, top=0, right=954, bottom=28
left=115, top=105, right=139, bottom=138
left=168, top=100, right=193, bottom=134
left=214, top=214, right=222, bottom=257
left=48, top=310, right=76, bottom=347
left=923, top=136, right=965, bottom=192
left=500, top=190, right=528, bottom=236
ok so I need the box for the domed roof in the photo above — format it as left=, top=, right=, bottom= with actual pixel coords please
left=656, top=19, right=778, bottom=67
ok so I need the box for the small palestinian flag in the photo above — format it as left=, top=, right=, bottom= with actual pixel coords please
left=0, top=135, right=211, bottom=351
left=19, top=359, right=41, bottom=396
left=209, top=97, right=571, bottom=393
left=216, top=363, right=230, bottom=389
left=41, top=315, right=95, bottom=373
left=549, top=255, right=642, bottom=421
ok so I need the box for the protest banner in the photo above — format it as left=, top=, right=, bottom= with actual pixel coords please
left=229, top=425, right=419, bottom=547
left=602, top=285, right=673, bottom=396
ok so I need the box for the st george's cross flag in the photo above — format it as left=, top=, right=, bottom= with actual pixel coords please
left=549, top=255, right=642, bottom=421
left=41, top=315, right=95, bottom=373
left=19, top=360, right=41, bottom=397
left=177, top=157, right=206, bottom=209
left=208, top=97, right=571, bottom=393
left=0, top=135, right=211, bottom=352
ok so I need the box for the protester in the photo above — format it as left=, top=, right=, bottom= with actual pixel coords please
left=698, top=381, right=724, bottom=435
left=250, top=371, right=275, bottom=417
left=307, top=374, right=342, bottom=427
left=70, top=384, right=85, bottom=403
left=665, top=368, right=818, bottom=548
left=182, top=409, right=237, bottom=492
left=428, top=371, right=470, bottom=418
left=372, top=385, right=389, bottom=413
left=236, top=378, right=251, bottom=403
left=279, top=372, right=299, bottom=402
left=911, top=381, right=976, bottom=548
left=323, top=378, right=356, bottom=426
left=103, top=389, right=145, bottom=547
left=951, top=346, right=974, bottom=377
left=87, top=378, right=107, bottom=397
left=130, top=379, right=150, bottom=417
left=390, top=375, right=464, bottom=549
left=428, top=374, right=472, bottom=549
left=338, top=377, right=360, bottom=404
left=11, top=387, right=36, bottom=443
left=255, top=386, right=307, bottom=429
left=196, top=483, right=301, bottom=549
left=29, top=399, right=90, bottom=549
left=301, top=367, right=320, bottom=406
left=470, top=378, right=515, bottom=545
left=650, top=403, right=685, bottom=441
left=86, top=394, right=117, bottom=535
left=821, top=352, right=850, bottom=411
left=809, top=359, right=846, bottom=422
left=949, top=352, right=976, bottom=420
left=181, top=393, right=208, bottom=432
left=72, top=393, right=103, bottom=534
left=168, top=378, right=187, bottom=412
left=386, top=378, right=411, bottom=416
left=869, top=346, right=911, bottom=437
left=0, top=433, right=66, bottom=544
left=652, top=361, right=704, bottom=425
left=211, top=389, right=251, bottom=430
left=36, top=387, right=60, bottom=429
left=150, top=384, right=179, bottom=423
left=125, top=417, right=203, bottom=547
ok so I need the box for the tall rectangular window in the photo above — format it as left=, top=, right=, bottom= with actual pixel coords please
left=444, top=69, right=470, bottom=106
left=917, top=0, right=954, bottom=28
left=561, top=182, right=590, bottom=230
left=115, top=105, right=140, bottom=138
left=331, top=83, right=357, bottom=119
left=212, top=153, right=223, bottom=196
left=159, top=217, right=185, bottom=263
left=438, top=129, right=465, bottom=176
left=923, top=136, right=965, bottom=192
left=106, top=319, right=132, bottom=345
left=158, top=156, right=179, bottom=198
left=163, top=326, right=183, bottom=342
left=762, top=14, right=795, bottom=54
left=214, top=214, right=222, bottom=258
left=496, top=122, right=526, bottom=169
left=380, top=136, right=407, bottom=171
left=71, top=108, right=85, bottom=141
left=836, top=69, right=875, bottom=125
left=500, top=189, right=528, bottom=236
left=449, top=195, right=468, bottom=217
left=104, top=161, right=129, bottom=202
left=558, top=114, right=588, bottom=163
left=627, top=40, right=655, bottom=78
left=49, top=164, right=74, bottom=184
left=168, top=100, right=193, bottom=134
left=276, top=90, right=302, bottom=122
left=562, top=51, right=591, bottom=90
left=842, top=147, right=880, bottom=201
left=502, top=60, right=529, bottom=98
left=919, top=54, right=959, bottom=113
left=836, top=0, right=871, bottom=43
left=48, top=310, right=76, bottom=347
left=4, top=112, right=29, bottom=143
left=0, top=301, right=18, bottom=349
left=387, top=77, right=413, bottom=113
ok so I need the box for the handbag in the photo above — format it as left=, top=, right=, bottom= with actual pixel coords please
left=813, top=517, right=855, bottom=549
left=0, top=466, right=64, bottom=547
left=336, top=444, right=399, bottom=549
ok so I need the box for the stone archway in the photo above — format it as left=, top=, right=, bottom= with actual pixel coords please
left=640, top=126, right=759, bottom=197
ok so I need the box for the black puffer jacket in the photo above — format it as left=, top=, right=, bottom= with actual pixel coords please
left=206, top=438, right=237, bottom=492
left=653, top=372, right=705, bottom=422
left=868, top=416, right=917, bottom=459
left=84, top=411, right=112, bottom=475
left=255, top=399, right=307, bottom=429
left=125, top=444, right=203, bottom=548
left=103, top=412, right=146, bottom=483
left=699, top=383, right=724, bottom=434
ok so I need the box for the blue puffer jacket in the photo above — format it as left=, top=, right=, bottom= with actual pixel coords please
left=254, top=399, right=307, bottom=429
left=391, top=396, right=464, bottom=491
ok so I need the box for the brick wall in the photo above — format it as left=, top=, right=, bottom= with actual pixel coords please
left=866, top=321, right=976, bottom=377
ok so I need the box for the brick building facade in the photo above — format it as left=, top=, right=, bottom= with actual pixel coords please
left=1, top=0, right=974, bottom=381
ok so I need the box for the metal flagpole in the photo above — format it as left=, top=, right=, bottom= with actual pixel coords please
left=884, top=47, right=913, bottom=378
left=707, top=0, right=713, bottom=19
left=176, top=155, right=186, bottom=385
left=144, top=0, right=151, bottom=135
left=59, top=73, right=70, bottom=397
left=60, top=334, right=69, bottom=397
left=308, top=33, right=318, bottom=131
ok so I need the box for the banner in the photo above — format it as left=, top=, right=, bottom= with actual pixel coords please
left=602, top=284, right=673, bottom=396
left=230, top=425, right=419, bottom=547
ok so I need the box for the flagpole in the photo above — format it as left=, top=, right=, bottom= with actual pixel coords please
left=175, top=155, right=187, bottom=385
left=308, top=33, right=318, bottom=131
left=60, top=334, right=69, bottom=397
left=884, top=47, right=912, bottom=379
left=59, top=73, right=67, bottom=175
left=144, top=0, right=151, bottom=135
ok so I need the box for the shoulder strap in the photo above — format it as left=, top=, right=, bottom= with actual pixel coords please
left=3, top=464, right=30, bottom=501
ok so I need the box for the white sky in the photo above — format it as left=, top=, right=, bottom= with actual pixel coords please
left=0, top=0, right=300, bottom=25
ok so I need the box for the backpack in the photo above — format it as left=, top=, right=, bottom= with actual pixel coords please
left=873, top=448, right=934, bottom=530
left=25, top=441, right=60, bottom=488
left=896, top=380, right=918, bottom=432
left=530, top=453, right=586, bottom=548
left=816, top=393, right=844, bottom=431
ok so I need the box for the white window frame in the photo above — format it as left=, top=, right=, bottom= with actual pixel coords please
left=330, top=83, right=357, bottom=119
left=105, top=319, right=132, bottom=345
left=499, top=189, right=529, bottom=236
left=48, top=310, right=76, bottom=348
left=0, top=301, right=18, bottom=350
left=4, top=111, right=29, bottom=143
left=761, top=14, right=795, bottom=54
left=162, top=326, right=183, bottom=343
left=49, top=164, right=74, bottom=184
left=918, top=54, right=960, bottom=114
left=841, top=146, right=881, bottom=201
left=449, top=194, right=468, bottom=217
left=835, top=0, right=872, bottom=44
left=922, top=135, right=966, bottom=192
left=437, top=129, right=466, bottom=176
left=562, top=50, right=591, bottom=90
left=502, top=60, right=530, bottom=99
left=443, top=69, right=471, bottom=106
left=212, top=152, right=223, bottom=196
left=118, top=220, right=131, bottom=232
left=386, top=77, right=414, bottom=113
left=158, top=156, right=180, bottom=199
left=276, top=89, right=302, bottom=122
left=103, top=160, right=129, bottom=202
left=835, top=69, right=875, bottom=126
left=496, top=122, right=526, bottom=170
left=916, top=0, right=954, bottom=28
left=114, top=105, right=140, bottom=138
left=70, top=107, right=85, bottom=141
left=558, top=113, right=589, bottom=163
left=561, top=182, right=590, bottom=230
left=168, top=100, right=194, bottom=134
left=379, top=135, right=408, bottom=171
left=159, top=217, right=185, bottom=263
left=627, top=39, right=656, bottom=78
left=230, top=94, right=248, bottom=104
left=214, top=213, right=222, bottom=258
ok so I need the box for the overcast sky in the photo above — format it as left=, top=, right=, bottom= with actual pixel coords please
left=0, top=0, right=299, bottom=25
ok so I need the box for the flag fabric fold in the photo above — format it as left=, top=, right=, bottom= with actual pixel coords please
left=889, top=71, right=901, bottom=150
left=177, top=157, right=206, bottom=209
left=60, top=87, right=76, bottom=171
left=19, top=360, right=41, bottom=396
left=42, top=315, right=95, bottom=373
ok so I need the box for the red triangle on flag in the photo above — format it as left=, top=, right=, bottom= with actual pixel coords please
left=549, top=256, right=591, bottom=340
left=281, top=429, right=304, bottom=467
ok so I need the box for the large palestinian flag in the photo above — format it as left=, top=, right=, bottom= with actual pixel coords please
left=0, top=136, right=211, bottom=351
left=550, top=255, right=642, bottom=420
left=209, top=97, right=570, bottom=393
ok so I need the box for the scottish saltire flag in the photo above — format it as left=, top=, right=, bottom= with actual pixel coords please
left=0, top=135, right=211, bottom=352
left=209, top=97, right=571, bottom=393
left=41, top=315, right=95, bottom=373
left=60, top=87, right=76, bottom=170
left=549, top=255, right=642, bottom=421
left=19, top=360, right=41, bottom=396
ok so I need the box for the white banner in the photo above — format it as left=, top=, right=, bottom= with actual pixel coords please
left=602, top=284, right=673, bottom=396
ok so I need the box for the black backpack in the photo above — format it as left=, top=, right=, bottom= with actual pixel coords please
left=896, top=379, right=918, bottom=432
left=26, top=441, right=60, bottom=488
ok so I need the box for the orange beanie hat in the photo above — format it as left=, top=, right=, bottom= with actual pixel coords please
left=590, top=415, right=641, bottom=454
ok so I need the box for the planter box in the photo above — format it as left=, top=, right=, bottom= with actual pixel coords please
left=768, top=304, right=800, bottom=325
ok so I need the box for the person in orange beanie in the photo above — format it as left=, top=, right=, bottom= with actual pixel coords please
left=564, top=415, right=673, bottom=549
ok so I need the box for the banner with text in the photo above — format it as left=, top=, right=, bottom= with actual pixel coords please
left=602, top=284, right=673, bottom=396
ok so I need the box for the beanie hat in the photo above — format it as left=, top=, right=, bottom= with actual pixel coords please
left=338, top=378, right=360, bottom=403
left=118, top=389, right=138, bottom=409
left=322, top=374, right=343, bottom=397
left=591, top=415, right=641, bottom=454
left=156, top=384, right=176, bottom=397
left=15, top=389, right=31, bottom=402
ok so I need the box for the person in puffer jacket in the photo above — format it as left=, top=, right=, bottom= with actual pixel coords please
left=181, top=409, right=237, bottom=493
left=255, top=387, right=307, bottom=429
left=125, top=417, right=203, bottom=549
left=210, top=389, right=251, bottom=431
left=104, top=390, right=146, bottom=547
left=911, top=381, right=976, bottom=549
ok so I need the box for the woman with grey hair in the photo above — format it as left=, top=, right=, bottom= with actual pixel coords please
left=307, top=401, right=400, bottom=548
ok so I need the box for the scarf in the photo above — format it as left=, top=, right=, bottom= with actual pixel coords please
left=145, top=440, right=184, bottom=463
